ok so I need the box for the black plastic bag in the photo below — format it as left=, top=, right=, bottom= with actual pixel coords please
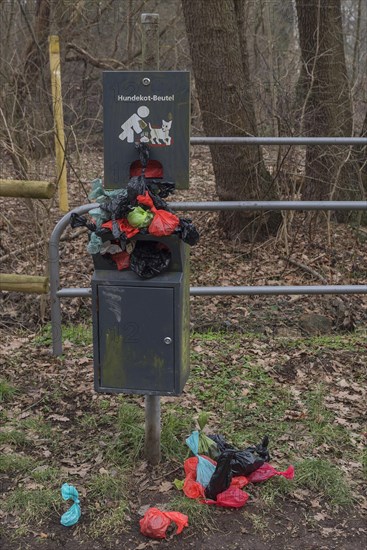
left=130, top=241, right=171, bottom=279
left=70, top=213, right=96, bottom=232
left=100, top=191, right=130, bottom=220
left=209, top=435, right=270, bottom=477
left=135, top=142, right=150, bottom=171
left=148, top=191, right=173, bottom=212
left=205, top=450, right=235, bottom=500
left=127, top=176, right=147, bottom=206
left=177, top=218, right=200, bottom=246
left=147, top=179, right=175, bottom=198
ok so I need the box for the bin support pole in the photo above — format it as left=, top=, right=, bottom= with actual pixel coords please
left=141, top=12, right=162, bottom=465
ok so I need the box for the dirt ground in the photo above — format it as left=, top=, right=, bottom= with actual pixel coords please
left=1, top=147, right=366, bottom=549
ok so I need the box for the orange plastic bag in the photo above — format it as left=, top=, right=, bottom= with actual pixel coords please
left=137, top=191, right=179, bottom=237
left=139, top=507, right=188, bottom=539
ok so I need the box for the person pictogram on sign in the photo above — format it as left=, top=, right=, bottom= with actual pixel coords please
left=119, top=106, right=150, bottom=143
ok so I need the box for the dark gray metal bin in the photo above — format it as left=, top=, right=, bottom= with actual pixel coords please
left=92, top=235, right=190, bottom=396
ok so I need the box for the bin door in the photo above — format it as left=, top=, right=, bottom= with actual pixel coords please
left=97, top=285, right=175, bottom=393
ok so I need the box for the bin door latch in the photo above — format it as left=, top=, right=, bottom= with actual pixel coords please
left=164, top=337, right=173, bottom=345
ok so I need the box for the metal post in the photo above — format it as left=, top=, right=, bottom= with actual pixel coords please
left=141, top=12, right=161, bottom=465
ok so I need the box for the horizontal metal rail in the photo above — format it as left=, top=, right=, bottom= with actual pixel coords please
left=190, top=136, right=367, bottom=145
left=50, top=177, right=367, bottom=355
left=169, top=201, right=367, bottom=211
left=56, top=285, right=367, bottom=298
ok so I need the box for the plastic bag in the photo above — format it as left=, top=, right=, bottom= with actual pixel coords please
left=70, top=213, right=96, bottom=232
left=247, top=463, right=295, bottom=483
left=206, top=486, right=249, bottom=508
left=147, top=179, right=175, bottom=198
left=139, top=507, right=188, bottom=539
left=127, top=176, right=147, bottom=205
left=111, top=251, right=130, bottom=271
left=137, top=191, right=179, bottom=237
left=86, top=233, right=103, bottom=255
left=208, top=435, right=270, bottom=476
left=182, top=456, right=248, bottom=507
left=186, top=431, right=216, bottom=487
left=100, top=189, right=130, bottom=220
left=178, top=218, right=200, bottom=246
left=102, top=219, right=139, bottom=239
left=100, top=241, right=122, bottom=255
left=205, top=450, right=234, bottom=500
left=60, top=483, right=81, bottom=527
left=88, top=178, right=121, bottom=203
left=130, top=241, right=171, bottom=279
left=127, top=206, right=153, bottom=228
left=88, top=207, right=110, bottom=228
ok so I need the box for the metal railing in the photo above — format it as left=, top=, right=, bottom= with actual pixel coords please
left=49, top=136, right=367, bottom=356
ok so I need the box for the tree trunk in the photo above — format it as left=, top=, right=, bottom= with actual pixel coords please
left=182, top=0, right=280, bottom=242
left=295, top=0, right=363, bottom=206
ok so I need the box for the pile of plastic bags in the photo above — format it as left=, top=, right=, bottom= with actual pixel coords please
left=70, top=144, right=199, bottom=279
left=180, top=428, right=294, bottom=508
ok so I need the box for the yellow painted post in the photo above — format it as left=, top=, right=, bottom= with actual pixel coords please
left=49, top=35, right=69, bottom=212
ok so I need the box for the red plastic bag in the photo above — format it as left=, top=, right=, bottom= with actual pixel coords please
left=102, top=218, right=139, bottom=239
left=182, top=456, right=249, bottom=508
left=247, top=463, right=295, bottom=483
left=139, top=507, right=188, bottom=539
left=137, top=191, right=179, bottom=237
left=206, top=486, right=249, bottom=508
left=111, top=251, right=130, bottom=270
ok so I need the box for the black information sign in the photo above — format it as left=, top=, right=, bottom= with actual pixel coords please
left=103, top=71, right=190, bottom=189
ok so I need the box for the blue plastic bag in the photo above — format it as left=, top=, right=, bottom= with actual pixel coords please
left=86, top=232, right=103, bottom=255
left=88, top=178, right=123, bottom=203
left=186, top=431, right=216, bottom=487
left=60, top=483, right=81, bottom=527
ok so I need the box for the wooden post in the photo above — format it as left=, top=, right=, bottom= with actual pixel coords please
left=141, top=13, right=161, bottom=466
left=49, top=35, right=69, bottom=213
left=0, top=274, right=49, bottom=294
left=0, top=179, right=55, bottom=199
left=141, top=13, right=160, bottom=70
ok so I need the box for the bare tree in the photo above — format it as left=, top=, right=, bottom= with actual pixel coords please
left=295, top=0, right=364, bottom=207
left=182, top=0, right=280, bottom=242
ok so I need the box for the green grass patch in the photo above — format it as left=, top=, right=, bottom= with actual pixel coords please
left=106, top=401, right=145, bottom=467
left=31, top=466, right=59, bottom=483
left=168, top=494, right=214, bottom=530
left=257, top=475, right=294, bottom=507
left=304, top=387, right=351, bottom=450
left=161, top=407, right=194, bottom=461
left=87, top=472, right=126, bottom=502
left=295, top=458, right=353, bottom=507
left=34, top=323, right=92, bottom=347
left=0, top=454, right=36, bottom=474
left=88, top=501, right=129, bottom=538
left=279, top=334, right=362, bottom=352
left=361, top=449, right=367, bottom=481
left=0, top=429, right=27, bottom=447
left=0, top=379, right=17, bottom=402
left=3, top=488, right=60, bottom=525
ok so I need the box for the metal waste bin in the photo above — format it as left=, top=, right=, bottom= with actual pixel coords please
left=92, top=235, right=190, bottom=396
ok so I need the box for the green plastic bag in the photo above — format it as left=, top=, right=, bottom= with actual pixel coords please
left=60, top=483, right=81, bottom=527
left=127, top=206, right=153, bottom=228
